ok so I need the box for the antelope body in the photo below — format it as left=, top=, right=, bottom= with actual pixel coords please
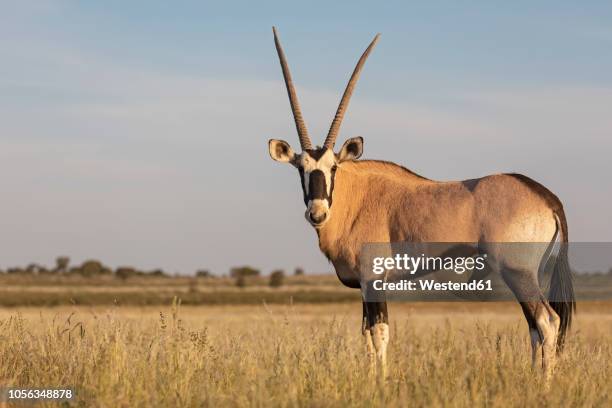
left=268, top=27, right=575, bottom=379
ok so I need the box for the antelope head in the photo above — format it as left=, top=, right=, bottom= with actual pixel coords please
left=268, top=27, right=379, bottom=228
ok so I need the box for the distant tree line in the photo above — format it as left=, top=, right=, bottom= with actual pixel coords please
left=229, top=266, right=306, bottom=288
left=0, top=258, right=310, bottom=284
left=0, top=257, right=169, bottom=280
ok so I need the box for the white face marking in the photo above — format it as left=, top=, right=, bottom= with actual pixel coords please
left=305, top=198, right=330, bottom=226
left=299, top=149, right=337, bottom=197
left=298, top=149, right=338, bottom=227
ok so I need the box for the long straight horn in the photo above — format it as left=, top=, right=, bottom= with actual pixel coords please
left=273, top=27, right=313, bottom=151
left=323, top=34, right=380, bottom=149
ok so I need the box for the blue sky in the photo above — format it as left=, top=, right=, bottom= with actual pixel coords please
left=1, top=1, right=611, bottom=274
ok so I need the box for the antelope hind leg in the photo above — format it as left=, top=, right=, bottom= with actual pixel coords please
left=520, top=302, right=543, bottom=368
left=536, top=301, right=560, bottom=380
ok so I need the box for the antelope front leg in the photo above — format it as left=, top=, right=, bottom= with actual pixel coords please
left=365, top=301, right=389, bottom=378
left=372, top=322, right=389, bottom=377
left=362, top=302, right=376, bottom=368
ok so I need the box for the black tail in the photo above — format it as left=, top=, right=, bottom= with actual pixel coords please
left=549, top=211, right=576, bottom=351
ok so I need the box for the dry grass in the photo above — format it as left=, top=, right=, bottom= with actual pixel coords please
left=0, top=301, right=610, bottom=407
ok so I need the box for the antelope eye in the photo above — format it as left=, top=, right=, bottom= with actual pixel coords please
left=331, top=165, right=338, bottom=172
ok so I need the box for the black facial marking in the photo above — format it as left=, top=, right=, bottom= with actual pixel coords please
left=299, top=146, right=338, bottom=209
left=304, top=147, right=328, bottom=160
left=308, top=170, right=329, bottom=200
left=298, top=168, right=308, bottom=205
left=329, top=165, right=337, bottom=206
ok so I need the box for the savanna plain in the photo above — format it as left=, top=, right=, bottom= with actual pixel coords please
left=1, top=296, right=611, bottom=407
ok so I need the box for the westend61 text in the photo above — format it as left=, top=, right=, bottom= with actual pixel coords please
left=372, top=279, right=493, bottom=292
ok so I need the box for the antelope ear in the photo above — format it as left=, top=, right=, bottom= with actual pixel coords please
left=269, top=139, right=296, bottom=164
left=338, top=137, right=363, bottom=162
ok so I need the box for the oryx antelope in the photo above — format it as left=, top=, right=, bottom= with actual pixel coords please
left=268, top=27, right=575, bottom=378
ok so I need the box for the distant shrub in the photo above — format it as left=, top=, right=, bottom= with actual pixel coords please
left=80, top=260, right=112, bottom=277
left=25, top=264, right=52, bottom=275
left=26, top=264, right=43, bottom=275
left=294, top=267, right=305, bottom=276
left=116, top=267, right=138, bottom=280
left=68, top=267, right=82, bottom=275
left=235, top=275, right=246, bottom=288
left=196, top=269, right=212, bottom=278
left=149, top=269, right=167, bottom=277
left=269, top=270, right=285, bottom=288
left=230, top=266, right=260, bottom=278
left=55, top=256, right=70, bottom=273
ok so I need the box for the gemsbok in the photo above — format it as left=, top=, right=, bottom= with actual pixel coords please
left=267, top=27, right=575, bottom=379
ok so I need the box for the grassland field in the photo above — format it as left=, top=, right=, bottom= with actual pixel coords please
left=0, top=299, right=611, bottom=407
left=1, top=273, right=611, bottom=406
